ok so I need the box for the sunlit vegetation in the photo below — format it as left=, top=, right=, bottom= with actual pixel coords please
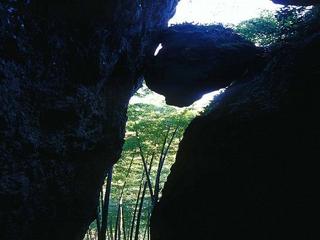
left=235, top=6, right=318, bottom=46
left=235, top=10, right=280, bottom=46
left=84, top=85, right=197, bottom=240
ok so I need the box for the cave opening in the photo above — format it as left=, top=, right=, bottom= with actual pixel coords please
left=84, top=1, right=288, bottom=240
left=1, top=1, right=318, bottom=239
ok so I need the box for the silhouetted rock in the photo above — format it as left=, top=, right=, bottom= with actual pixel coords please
left=0, top=1, right=177, bottom=239
left=151, top=30, right=320, bottom=239
left=144, top=24, right=263, bottom=107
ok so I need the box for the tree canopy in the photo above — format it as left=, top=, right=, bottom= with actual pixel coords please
left=235, top=6, right=317, bottom=46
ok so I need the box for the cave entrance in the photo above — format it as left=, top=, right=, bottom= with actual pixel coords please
left=84, top=1, right=284, bottom=239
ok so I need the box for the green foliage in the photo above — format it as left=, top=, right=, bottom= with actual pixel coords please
left=109, top=102, right=196, bottom=239
left=235, top=7, right=315, bottom=47
left=235, top=11, right=280, bottom=46
left=112, top=102, right=196, bottom=206
left=125, top=103, right=194, bottom=152
left=275, top=6, right=307, bottom=37
left=84, top=86, right=197, bottom=239
left=276, top=5, right=320, bottom=39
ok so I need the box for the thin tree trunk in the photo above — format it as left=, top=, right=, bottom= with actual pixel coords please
left=129, top=174, right=144, bottom=240
left=119, top=152, right=136, bottom=200
left=114, top=204, right=120, bottom=240
left=119, top=198, right=124, bottom=240
left=136, top=131, right=155, bottom=202
left=98, top=167, right=113, bottom=240
left=142, top=203, right=151, bottom=240
left=121, top=202, right=127, bottom=240
left=154, top=127, right=170, bottom=204
left=134, top=181, right=147, bottom=240
left=134, top=155, right=154, bottom=240
left=158, top=127, right=171, bottom=165
left=118, top=207, right=122, bottom=240
left=154, top=127, right=179, bottom=204
left=114, top=152, right=135, bottom=240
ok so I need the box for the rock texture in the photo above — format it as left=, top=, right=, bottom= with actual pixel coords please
left=151, top=23, right=320, bottom=240
left=144, top=24, right=263, bottom=107
left=0, top=1, right=177, bottom=239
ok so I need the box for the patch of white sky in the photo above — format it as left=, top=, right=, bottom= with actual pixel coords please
left=170, top=0, right=282, bottom=25
left=130, top=0, right=283, bottom=110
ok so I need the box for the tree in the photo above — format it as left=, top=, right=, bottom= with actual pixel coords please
left=85, top=85, right=197, bottom=239
left=235, top=7, right=315, bottom=47
left=108, top=102, right=196, bottom=239
left=235, top=11, right=280, bottom=47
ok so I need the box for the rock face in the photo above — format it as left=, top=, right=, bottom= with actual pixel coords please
left=144, top=24, right=263, bottom=107
left=151, top=27, right=320, bottom=240
left=0, top=1, right=177, bottom=239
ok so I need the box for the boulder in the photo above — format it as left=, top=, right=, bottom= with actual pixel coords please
left=144, top=24, right=263, bottom=107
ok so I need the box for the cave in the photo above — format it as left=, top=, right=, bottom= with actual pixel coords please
left=1, top=0, right=319, bottom=240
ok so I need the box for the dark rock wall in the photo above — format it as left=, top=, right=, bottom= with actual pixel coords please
left=151, top=29, right=320, bottom=240
left=0, top=1, right=177, bottom=239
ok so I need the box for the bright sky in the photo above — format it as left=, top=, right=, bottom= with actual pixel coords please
left=169, top=0, right=282, bottom=25
left=132, top=0, right=283, bottom=109
left=130, top=83, right=223, bottom=111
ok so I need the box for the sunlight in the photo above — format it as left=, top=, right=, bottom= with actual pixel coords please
left=154, top=44, right=163, bottom=56
left=169, top=0, right=282, bottom=25
left=191, top=89, right=225, bottom=109
left=130, top=84, right=166, bottom=106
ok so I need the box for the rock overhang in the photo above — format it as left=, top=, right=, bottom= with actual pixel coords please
left=144, top=24, right=264, bottom=107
